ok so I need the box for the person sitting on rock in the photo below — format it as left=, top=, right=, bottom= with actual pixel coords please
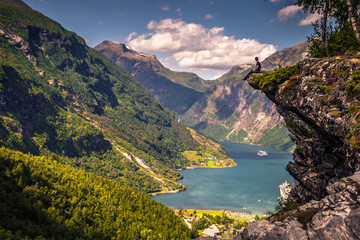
left=242, top=57, right=261, bottom=80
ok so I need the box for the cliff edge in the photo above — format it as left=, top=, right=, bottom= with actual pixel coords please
left=236, top=55, right=360, bottom=239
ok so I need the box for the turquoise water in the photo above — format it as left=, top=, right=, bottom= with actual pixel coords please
left=152, top=141, right=294, bottom=215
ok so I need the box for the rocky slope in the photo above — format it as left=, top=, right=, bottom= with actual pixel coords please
left=236, top=171, right=360, bottom=240
left=181, top=42, right=309, bottom=150
left=95, top=41, right=214, bottom=114
left=261, top=41, right=309, bottom=70
left=236, top=55, right=360, bottom=239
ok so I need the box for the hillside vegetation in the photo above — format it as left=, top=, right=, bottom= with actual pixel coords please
left=0, top=147, right=190, bottom=239
left=0, top=0, right=234, bottom=194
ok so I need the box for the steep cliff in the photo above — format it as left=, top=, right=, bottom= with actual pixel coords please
left=236, top=55, right=360, bottom=239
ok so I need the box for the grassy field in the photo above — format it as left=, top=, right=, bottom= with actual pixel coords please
left=175, top=209, right=257, bottom=222
left=207, top=160, right=216, bottom=167
left=181, top=150, right=236, bottom=168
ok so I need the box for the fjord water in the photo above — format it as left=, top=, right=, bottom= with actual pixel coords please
left=152, top=141, right=294, bottom=215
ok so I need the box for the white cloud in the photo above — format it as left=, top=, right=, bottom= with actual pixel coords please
left=127, top=19, right=276, bottom=71
left=210, top=72, right=225, bottom=80
left=275, top=5, right=323, bottom=26
left=277, top=5, right=303, bottom=22
left=161, top=5, right=169, bottom=11
left=125, top=32, right=137, bottom=42
left=299, top=13, right=322, bottom=25
left=176, top=8, right=181, bottom=17
left=270, top=0, right=283, bottom=2
left=98, top=21, right=104, bottom=25
left=205, top=14, right=215, bottom=20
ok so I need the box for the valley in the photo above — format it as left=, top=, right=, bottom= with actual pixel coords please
left=97, top=39, right=309, bottom=151
left=2, top=0, right=360, bottom=239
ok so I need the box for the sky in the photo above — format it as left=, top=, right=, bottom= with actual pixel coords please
left=23, top=0, right=320, bottom=79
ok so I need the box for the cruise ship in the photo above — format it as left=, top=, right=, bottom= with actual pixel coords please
left=279, top=180, right=291, bottom=200
left=257, top=150, right=268, bottom=156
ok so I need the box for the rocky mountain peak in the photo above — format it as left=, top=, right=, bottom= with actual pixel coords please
left=216, top=64, right=252, bottom=82
left=261, top=40, right=309, bottom=70
left=96, top=40, right=157, bottom=62
left=95, top=40, right=214, bottom=114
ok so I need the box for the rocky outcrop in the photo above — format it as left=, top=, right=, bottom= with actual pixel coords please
left=236, top=171, right=360, bottom=240
left=248, top=56, right=360, bottom=203
left=237, top=55, right=360, bottom=239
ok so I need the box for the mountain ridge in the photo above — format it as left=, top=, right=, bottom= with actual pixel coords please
left=95, top=40, right=215, bottom=114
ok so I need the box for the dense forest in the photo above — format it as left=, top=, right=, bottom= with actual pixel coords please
left=0, top=147, right=190, bottom=239
left=0, top=0, right=234, bottom=193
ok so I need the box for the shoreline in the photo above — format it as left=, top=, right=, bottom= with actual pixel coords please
left=149, top=187, right=187, bottom=196
left=171, top=208, right=265, bottom=218
left=171, top=208, right=270, bottom=218
left=183, top=164, right=237, bottom=170
left=150, top=161, right=237, bottom=196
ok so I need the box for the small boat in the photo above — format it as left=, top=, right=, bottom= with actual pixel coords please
left=279, top=180, right=291, bottom=200
left=257, top=150, right=268, bottom=156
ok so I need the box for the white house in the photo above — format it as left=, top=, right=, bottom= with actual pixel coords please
left=201, top=224, right=220, bottom=237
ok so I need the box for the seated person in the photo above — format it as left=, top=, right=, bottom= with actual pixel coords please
left=243, top=57, right=261, bottom=80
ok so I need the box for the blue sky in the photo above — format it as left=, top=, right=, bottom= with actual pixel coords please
left=23, top=0, right=318, bottom=79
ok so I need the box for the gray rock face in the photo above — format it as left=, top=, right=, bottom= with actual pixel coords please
left=238, top=56, right=360, bottom=239
left=249, top=56, right=360, bottom=203
left=236, top=171, right=360, bottom=240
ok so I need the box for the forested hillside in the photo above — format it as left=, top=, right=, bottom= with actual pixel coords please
left=0, top=147, right=190, bottom=239
left=0, top=0, right=234, bottom=194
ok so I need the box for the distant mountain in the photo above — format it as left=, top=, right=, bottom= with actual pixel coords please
left=95, top=41, right=214, bottom=114
left=0, top=0, right=234, bottom=196
left=181, top=41, right=309, bottom=151
left=261, top=41, right=309, bottom=70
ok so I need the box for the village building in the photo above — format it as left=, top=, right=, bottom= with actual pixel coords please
left=201, top=224, right=220, bottom=238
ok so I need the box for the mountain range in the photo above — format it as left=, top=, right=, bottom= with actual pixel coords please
left=97, top=40, right=308, bottom=150
left=0, top=0, right=235, bottom=194
left=3, top=1, right=360, bottom=239
left=95, top=41, right=214, bottom=114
